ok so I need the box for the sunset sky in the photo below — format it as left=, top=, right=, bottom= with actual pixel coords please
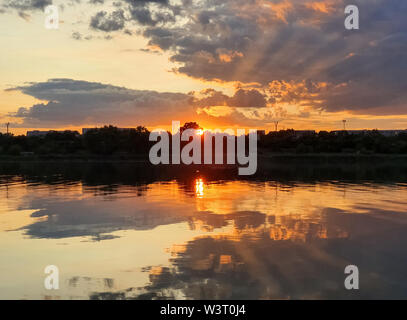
left=1, top=0, right=407, bottom=135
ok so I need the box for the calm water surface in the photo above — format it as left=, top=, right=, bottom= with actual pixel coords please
left=1, top=162, right=407, bottom=299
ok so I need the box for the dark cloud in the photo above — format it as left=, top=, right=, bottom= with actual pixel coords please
left=90, top=9, right=126, bottom=32
left=2, top=0, right=52, bottom=11
left=125, top=0, right=176, bottom=26
left=123, top=0, right=169, bottom=6
left=129, top=7, right=156, bottom=26
left=88, top=0, right=176, bottom=31
left=6, top=79, right=194, bottom=127
left=193, top=88, right=267, bottom=109
left=229, top=89, right=267, bottom=108
left=71, top=31, right=82, bottom=40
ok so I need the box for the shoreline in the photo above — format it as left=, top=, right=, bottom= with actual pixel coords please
left=0, top=153, right=406, bottom=163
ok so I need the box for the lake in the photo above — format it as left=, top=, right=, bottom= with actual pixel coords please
left=1, top=161, right=407, bottom=300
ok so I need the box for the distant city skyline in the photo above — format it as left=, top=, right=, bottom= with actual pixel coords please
left=24, top=127, right=407, bottom=138
left=4, top=120, right=407, bottom=136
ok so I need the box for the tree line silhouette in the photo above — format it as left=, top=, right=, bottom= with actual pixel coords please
left=0, top=124, right=407, bottom=157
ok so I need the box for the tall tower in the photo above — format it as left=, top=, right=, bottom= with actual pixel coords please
left=342, top=120, right=347, bottom=131
left=274, top=121, right=280, bottom=132
left=6, top=122, right=10, bottom=134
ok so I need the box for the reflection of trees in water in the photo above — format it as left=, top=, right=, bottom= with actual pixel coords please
left=2, top=160, right=407, bottom=190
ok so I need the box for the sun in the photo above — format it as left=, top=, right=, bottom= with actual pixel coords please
left=197, top=129, right=204, bottom=136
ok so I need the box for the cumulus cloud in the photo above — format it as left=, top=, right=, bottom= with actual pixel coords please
left=87, top=0, right=177, bottom=32
left=193, top=88, right=268, bottom=109
left=6, top=79, right=196, bottom=127
left=90, top=9, right=126, bottom=32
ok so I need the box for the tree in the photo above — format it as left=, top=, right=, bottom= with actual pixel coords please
left=180, top=122, right=202, bottom=133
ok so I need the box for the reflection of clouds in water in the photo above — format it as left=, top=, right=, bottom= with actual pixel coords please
left=2, top=165, right=407, bottom=299
left=4, top=177, right=407, bottom=244
left=68, top=276, right=115, bottom=289
left=90, top=207, right=407, bottom=299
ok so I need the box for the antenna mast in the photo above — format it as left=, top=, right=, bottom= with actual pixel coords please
left=274, top=121, right=280, bottom=132
left=342, top=120, right=347, bottom=131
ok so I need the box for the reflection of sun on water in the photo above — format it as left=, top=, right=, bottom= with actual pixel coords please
left=195, top=179, right=204, bottom=198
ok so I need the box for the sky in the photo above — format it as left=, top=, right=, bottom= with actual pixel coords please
left=0, top=0, right=406, bottom=135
